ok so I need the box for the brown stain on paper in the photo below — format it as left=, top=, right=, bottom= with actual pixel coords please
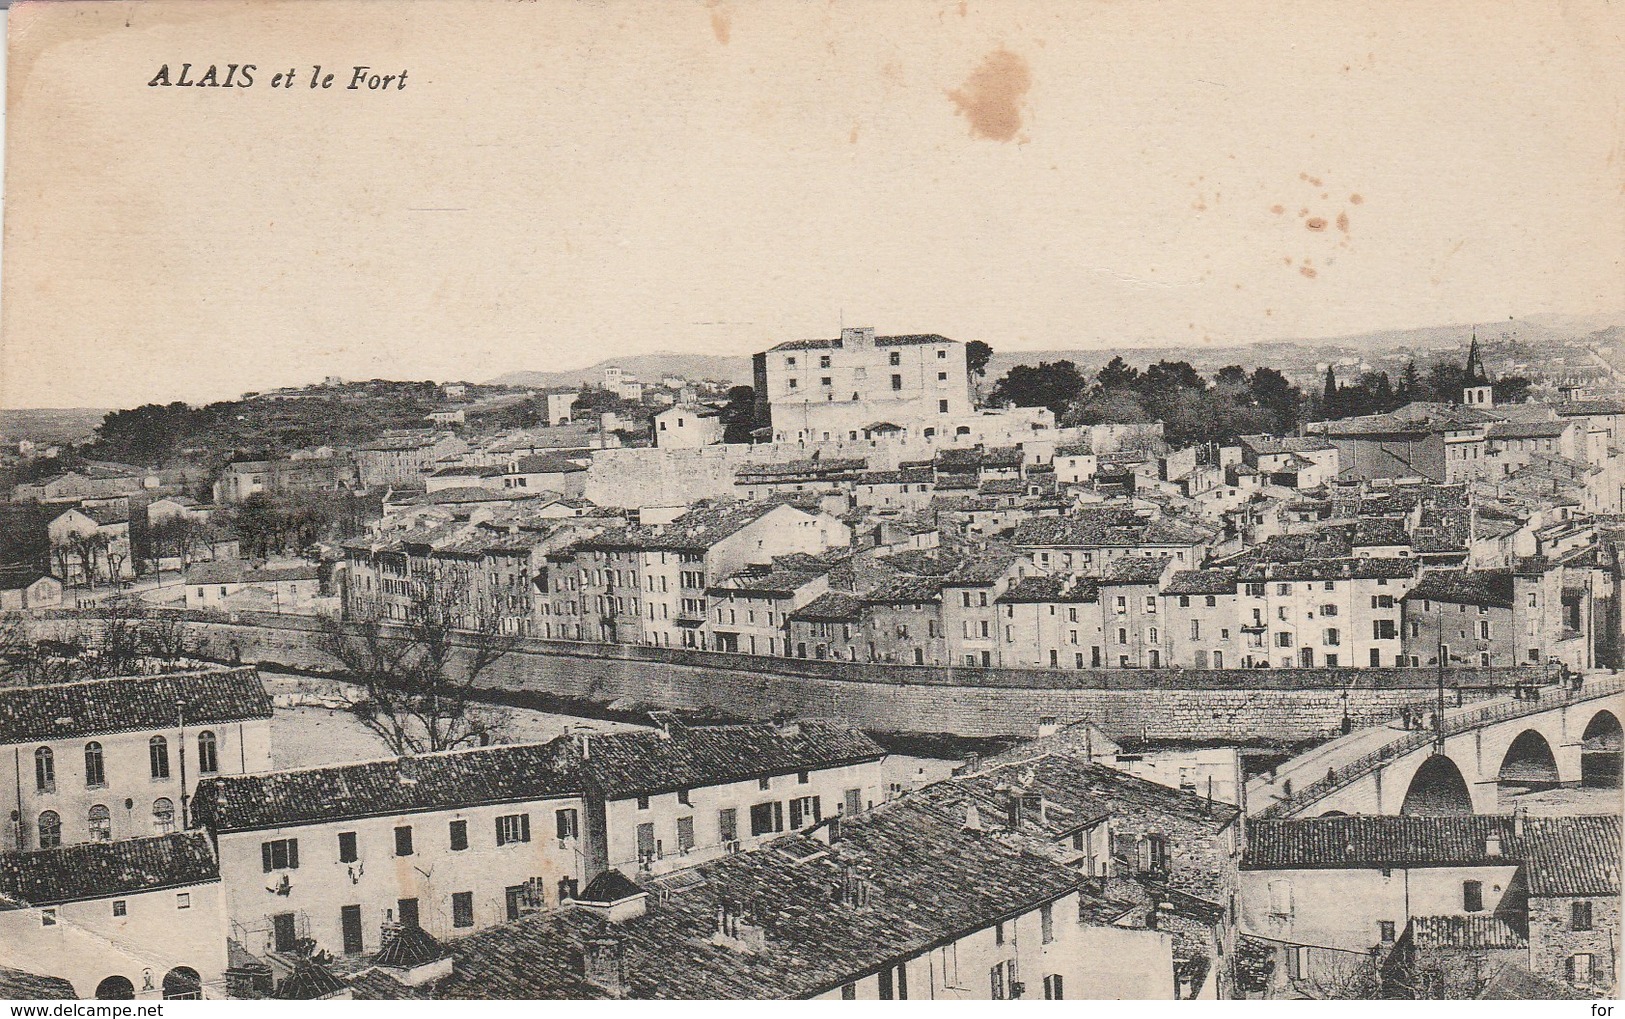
left=1305, top=217, right=1327, bottom=232
left=947, top=47, right=1032, bottom=142
left=707, top=0, right=731, bottom=45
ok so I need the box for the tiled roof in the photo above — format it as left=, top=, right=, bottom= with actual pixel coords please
left=0, top=832, right=219, bottom=908
left=766, top=333, right=954, bottom=352
left=995, top=575, right=1100, bottom=604
left=0, top=967, right=76, bottom=999
left=1241, top=435, right=1334, bottom=455
left=1105, top=556, right=1169, bottom=585
left=710, top=568, right=825, bottom=597
left=1353, top=517, right=1410, bottom=546
left=786, top=591, right=865, bottom=621
left=193, top=742, right=582, bottom=833
left=862, top=576, right=942, bottom=604
left=0, top=570, right=56, bottom=591
left=430, top=465, right=502, bottom=478
left=575, top=722, right=885, bottom=800
left=373, top=924, right=450, bottom=968
left=512, top=454, right=588, bottom=474
left=1012, top=510, right=1143, bottom=547
left=1410, top=915, right=1527, bottom=951
left=272, top=959, right=348, bottom=999
left=1554, top=400, right=1625, bottom=417
left=196, top=722, right=883, bottom=831
left=1054, top=441, right=1093, bottom=457
left=429, top=799, right=1085, bottom=1000
left=1245, top=814, right=1620, bottom=894
left=0, top=667, right=272, bottom=744
left=578, top=869, right=644, bottom=904
left=1487, top=420, right=1570, bottom=440
left=1163, top=569, right=1238, bottom=596
left=1405, top=568, right=1515, bottom=608
left=1235, top=557, right=1416, bottom=583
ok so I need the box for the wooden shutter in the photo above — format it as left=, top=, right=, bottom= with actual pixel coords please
left=262, top=842, right=274, bottom=873
left=520, top=813, right=531, bottom=842
left=287, top=839, right=299, bottom=869
left=495, top=817, right=507, bottom=846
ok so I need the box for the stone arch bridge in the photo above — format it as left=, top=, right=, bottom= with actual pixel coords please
left=1253, top=676, right=1623, bottom=818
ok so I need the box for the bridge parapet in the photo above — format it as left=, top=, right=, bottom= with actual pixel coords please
left=1255, top=674, right=1625, bottom=818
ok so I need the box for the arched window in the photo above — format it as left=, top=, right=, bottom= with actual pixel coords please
left=149, top=736, right=170, bottom=780
left=89, top=804, right=112, bottom=842
left=84, top=741, right=106, bottom=787
left=38, top=810, right=61, bottom=849
left=197, top=731, right=218, bottom=774
left=152, top=798, right=176, bottom=834
left=34, top=747, right=54, bottom=793
left=161, top=967, right=201, bottom=1000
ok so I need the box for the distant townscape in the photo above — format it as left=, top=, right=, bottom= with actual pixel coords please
left=0, top=324, right=1620, bottom=1001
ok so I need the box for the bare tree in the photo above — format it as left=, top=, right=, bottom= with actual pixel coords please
left=149, top=516, right=210, bottom=576
left=317, top=565, right=515, bottom=756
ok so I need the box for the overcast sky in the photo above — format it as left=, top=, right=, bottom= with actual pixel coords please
left=2, top=0, right=1621, bottom=409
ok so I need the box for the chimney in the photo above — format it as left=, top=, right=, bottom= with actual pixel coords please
left=963, top=752, right=982, bottom=774
left=582, top=937, right=628, bottom=997
left=964, top=803, right=983, bottom=832
left=1485, top=831, right=1502, bottom=857
left=1513, top=806, right=1527, bottom=838
left=1037, top=715, right=1060, bottom=739
left=575, top=731, right=592, bottom=760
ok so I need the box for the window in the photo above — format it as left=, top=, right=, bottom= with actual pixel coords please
left=34, top=809, right=61, bottom=849
left=1041, top=902, right=1054, bottom=943
left=1320, top=604, right=1338, bottom=617
left=759, top=776, right=771, bottom=791
left=677, top=815, right=695, bottom=854
left=197, top=731, right=218, bottom=774
left=1115, top=596, right=1126, bottom=613
left=176, top=893, right=191, bottom=910
left=448, top=819, right=468, bottom=851
left=1268, top=879, right=1293, bottom=916
left=1191, top=620, right=1201, bottom=640
left=1373, top=619, right=1397, bottom=640
left=452, top=891, right=474, bottom=929
left=990, top=962, right=1008, bottom=1000
left=889, top=351, right=901, bottom=366
left=1276, top=632, right=1293, bottom=648
left=556, top=808, right=580, bottom=840
left=1462, top=880, right=1483, bottom=913
left=844, top=788, right=862, bottom=815
left=939, top=399, right=949, bottom=413
left=636, top=822, right=657, bottom=865
left=841, top=983, right=855, bottom=1000
left=149, top=736, right=170, bottom=779
left=1148, top=626, right=1159, bottom=645
left=33, top=747, right=54, bottom=792
left=819, top=355, right=831, bottom=369
left=40, top=907, right=57, bottom=927
left=338, top=831, right=359, bottom=862
left=1572, top=901, right=1593, bottom=931
left=636, top=794, right=651, bottom=811
left=1145, top=596, right=1157, bottom=613
left=1043, top=974, right=1064, bottom=1000
left=1568, top=954, right=1597, bottom=984
left=1479, top=620, right=1491, bottom=639
left=261, top=838, right=299, bottom=872
left=88, top=806, right=112, bottom=845
left=112, top=900, right=127, bottom=917
left=394, top=826, right=414, bottom=857
left=496, top=813, right=531, bottom=846
left=798, top=770, right=810, bottom=784
left=718, top=807, right=739, bottom=848
left=995, top=921, right=1006, bottom=945
left=749, top=801, right=783, bottom=836
left=152, top=798, right=175, bottom=833
left=891, top=374, right=903, bottom=391
left=398, top=898, right=420, bottom=928
left=1379, top=920, right=1395, bottom=942
left=1278, top=583, right=1290, bottom=596
left=1325, top=628, right=1340, bottom=646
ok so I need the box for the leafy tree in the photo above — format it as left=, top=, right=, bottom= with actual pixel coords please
left=318, top=570, right=516, bottom=756
left=719, top=385, right=758, bottom=443
left=1094, top=356, right=1142, bottom=395
left=988, top=360, right=1088, bottom=416
left=1493, top=375, right=1532, bottom=404
left=965, top=340, right=993, bottom=378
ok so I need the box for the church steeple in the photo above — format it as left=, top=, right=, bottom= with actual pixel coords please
left=1461, top=332, right=1493, bottom=406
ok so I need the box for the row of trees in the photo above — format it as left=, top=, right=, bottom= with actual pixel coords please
left=1316, top=360, right=1531, bottom=421
left=989, top=356, right=1303, bottom=447
left=0, top=600, right=204, bottom=687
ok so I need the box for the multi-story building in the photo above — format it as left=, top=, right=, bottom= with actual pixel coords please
left=191, top=720, right=885, bottom=959
left=652, top=404, right=723, bottom=448
left=1241, top=813, right=1620, bottom=998
left=995, top=575, right=1104, bottom=670
left=1013, top=511, right=1215, bottom=578
left=752, top=328, right=973, bottom=445
left=1234, top=558, right=1417, bottom=670
left=1401, top=560, right=1575, bottom=670
left=0, top=832, right=228, bottom=1000
left=940, top=549, right=1033, bottom=667
left=46, top=506, right=135, bottom=583
left=705, top=567, right=828, bottom=656
left=1099, top=557, right=1176, bottom=669
left=0, top=668, right=274, bottom=851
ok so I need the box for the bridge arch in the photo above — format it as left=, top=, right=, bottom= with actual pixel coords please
left=1497, top=729, right=1561, bottom=788
left=1401, top=754, right=1475, bottom=815
left=1581, top=710, right=1622, bottom=788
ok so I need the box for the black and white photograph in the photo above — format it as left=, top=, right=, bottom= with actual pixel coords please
left=0, top=0, right=1620, bottom=1003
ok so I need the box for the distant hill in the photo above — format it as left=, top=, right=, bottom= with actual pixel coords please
left=0, top=408, right=108, bottom=445
left=489, top=353, right=754, bottom=389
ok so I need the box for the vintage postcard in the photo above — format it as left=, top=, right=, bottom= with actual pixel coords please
left=0, top=0, right=1621, bottom=1004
